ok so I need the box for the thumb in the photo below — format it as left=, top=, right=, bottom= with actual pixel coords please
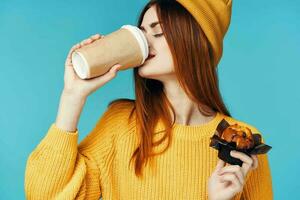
left=109, top=63, right=122, bottom=72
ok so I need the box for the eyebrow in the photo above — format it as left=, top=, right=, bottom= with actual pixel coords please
left=140, top=21, right=161, bottom=32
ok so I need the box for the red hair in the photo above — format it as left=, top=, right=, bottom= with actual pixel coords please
left=108, top=0, right=231, bottom=178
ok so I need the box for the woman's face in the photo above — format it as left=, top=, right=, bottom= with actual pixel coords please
left=138, top=5, right=175, bottom=81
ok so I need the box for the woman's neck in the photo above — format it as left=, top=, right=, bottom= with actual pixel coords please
left=162, top=79, right=216, bottom=126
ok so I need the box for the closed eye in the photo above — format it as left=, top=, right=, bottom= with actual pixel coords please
left=154, top=33, right=164, bottom=37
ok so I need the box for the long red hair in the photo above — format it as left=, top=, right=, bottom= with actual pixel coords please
left=108, top=0, right=231, bottom=178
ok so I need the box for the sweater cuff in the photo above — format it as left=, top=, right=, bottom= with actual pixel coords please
left=38, top=123, right=79, bottom=153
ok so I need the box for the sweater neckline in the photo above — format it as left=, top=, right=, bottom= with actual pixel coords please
left=156, top=112, right=225, bottom=140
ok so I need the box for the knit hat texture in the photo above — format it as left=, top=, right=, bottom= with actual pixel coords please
left=176, top=0, right=233, bottom=66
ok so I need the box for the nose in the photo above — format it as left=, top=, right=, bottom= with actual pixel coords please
left=142, top=31, right=153, bottom=44
left=143, top=32, right=153, bottom=53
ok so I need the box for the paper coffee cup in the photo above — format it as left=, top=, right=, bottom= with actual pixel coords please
left=71, top=24, right=149, bottom=79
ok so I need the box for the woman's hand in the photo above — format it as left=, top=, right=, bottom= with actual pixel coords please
left=63, top=33, right=123, bottom=98
left=208, top=150, right=258, bottom=200
left=54, top=34, right=123, bottom=132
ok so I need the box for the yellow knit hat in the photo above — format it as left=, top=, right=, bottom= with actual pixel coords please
left=176, top=0, right=233, bottom=67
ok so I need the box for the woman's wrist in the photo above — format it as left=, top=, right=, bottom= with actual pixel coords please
left=55, top=91, right=87, bottom=132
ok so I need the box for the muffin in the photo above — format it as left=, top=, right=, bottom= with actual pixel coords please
left=221, top=123, right=254, bottom=150
left=209, top=119, right=272, bottom=166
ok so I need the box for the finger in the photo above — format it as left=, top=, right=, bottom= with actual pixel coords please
left=65, top=34, right=101, bottom=67
left=90, top=34, right=102, bottom=40
left=66, top=45, right=79, bottom=63
left=71, top=43, right=81, bottom=50
left=251, top=155, right=258, bottom=169
left=220, top=173, right=243, bottom=193
left=85, top=38, right=93, bottom=44
left=65, top=51, right=75, bottom=67
left=110, top=63, right=122, bottom=71
left=222, top=174, right=243, bottom=195
left=80, top=39, right=92, bottom=46
left=230, top=151, right=253, bottom=166
left=220, top=173, right=241, bottom=188
left=215, top=159, right=226, bottom=173
left=65, top=57, right=72, bottom=67
left=67, top=43, right=81, bottom=59
left=65, top=34, right=102, bottom=68
left=230, top=150, right=253, bottom=175
left=65, top=43, right=82, bottom=68
left=218, top=165, right=244, bottom=186
left=67, top=44, right=80, bottom=56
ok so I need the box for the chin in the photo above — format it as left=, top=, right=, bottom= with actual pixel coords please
left=138, top=67, right=159, bottom=79
left=138, top=64, right=175, bottom=81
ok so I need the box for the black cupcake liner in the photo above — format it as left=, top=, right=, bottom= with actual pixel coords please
left=209, top=119, right=272, bottom=166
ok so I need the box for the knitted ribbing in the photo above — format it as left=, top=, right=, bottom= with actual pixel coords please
left=25, top=101, right=273, bottom=199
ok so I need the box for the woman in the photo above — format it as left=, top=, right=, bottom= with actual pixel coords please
left=25, top=0, right=273, bottom=199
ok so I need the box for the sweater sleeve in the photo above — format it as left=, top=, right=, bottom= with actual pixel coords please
left=232, top=124, right=273, bottom=200
left=239, top=153, right=273, bottom=199
left=24, top=102, right=125, bottom=200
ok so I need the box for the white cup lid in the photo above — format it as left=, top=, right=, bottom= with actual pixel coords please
left=121, top=24, right=149, bottom=64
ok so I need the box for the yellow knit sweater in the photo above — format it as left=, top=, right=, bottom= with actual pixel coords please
left=25, top=101, right=273, bottom=200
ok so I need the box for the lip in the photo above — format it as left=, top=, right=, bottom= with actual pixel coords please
left=146, top=53, right=156, bottom=61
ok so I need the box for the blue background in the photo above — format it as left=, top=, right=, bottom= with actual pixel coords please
left=0, top=0, right=299, bottom=199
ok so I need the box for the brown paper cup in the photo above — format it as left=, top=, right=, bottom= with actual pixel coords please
left=71, top=24, right=149, bottom=79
